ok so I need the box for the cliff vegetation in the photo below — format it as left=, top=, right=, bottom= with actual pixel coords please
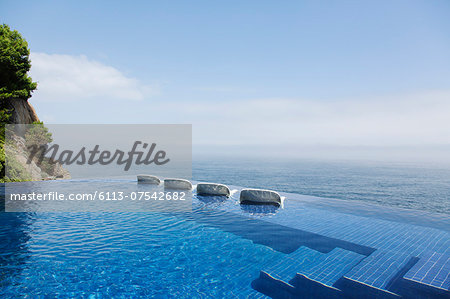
left=1, top=24, right=70, bottom=182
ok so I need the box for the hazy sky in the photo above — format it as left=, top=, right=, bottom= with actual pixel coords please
left=2, top=0, right=450, bottom=159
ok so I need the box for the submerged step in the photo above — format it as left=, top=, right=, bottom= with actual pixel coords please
left=253, top=270, right=344, bottom=299
left=253, top=247, right=365, bottom=298
left=164, top=178, right=193, bottom=190
left=395, top=251, right=450, bottom=298
left=197, top=183, right=230, bottom=196
left=252, top=271, right=298, bottom=299
left=240, top=189, right=282, bottom=206
left=260, top=246, right=325, bottom=282
left=293, top=248, right=365, bottom=287
left=337, top=249, right=415, bottom=298
left=290, top=274, right=343, bottom=299
left=137, top=175, right=160, bottom=184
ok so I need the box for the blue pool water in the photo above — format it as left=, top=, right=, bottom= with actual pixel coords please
left=1, top=159, right=449, bottom=298
left=1, top=177, right=449, bottom=298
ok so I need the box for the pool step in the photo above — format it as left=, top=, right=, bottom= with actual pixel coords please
left=259, top=246, right=325, bottom=282
left=392, top=251, right=450, bottom=298
left=251, top=246, right=325, bottom=298
left=252, top=271, right=344, bottom=299
left=253, top=248, right=448, bottom=298
left=292, top=248, right=365, bottom=286
left=337, top=249, right=415, bottom=298
left=252, top=247, right=365, bottom=298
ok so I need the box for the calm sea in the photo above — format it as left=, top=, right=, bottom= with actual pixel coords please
left=193, top=157, right=450, bottom=215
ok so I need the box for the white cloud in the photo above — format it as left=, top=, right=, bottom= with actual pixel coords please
left=146, top=90, right=450, bottom=147
left=30, top=52, right=158, bottom=102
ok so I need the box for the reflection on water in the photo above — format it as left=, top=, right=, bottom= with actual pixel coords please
left=240, top=203, right=279, bottom=216
left=196, top=195, right=227, bottom=205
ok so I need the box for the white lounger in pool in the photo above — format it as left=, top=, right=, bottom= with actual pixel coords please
left=239, top=189, right=282, bottom=206
left=197, top=183, right=230, bottom=196
left=164, top=178, right=193, bottom=190
left=137, top=175, right=160, bottom=184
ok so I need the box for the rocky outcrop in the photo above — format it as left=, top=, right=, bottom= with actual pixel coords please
left=4, top=98, right=40, bottom=124
left=5, top=133, right=71, bottom=181
left=2, top=98, right=71, bottom=181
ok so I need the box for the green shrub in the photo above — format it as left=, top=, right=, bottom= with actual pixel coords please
left=1, top=23, right=37, bottom=182
left=25, top=121, right=53, bottom=149
left=0, top=24, right=37, bottom=100
left=3, top=149, right=32, bottom=182
left=0, top=108, right=11, bottom=182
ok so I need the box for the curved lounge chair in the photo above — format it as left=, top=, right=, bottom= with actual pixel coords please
left=239, top=189, right=281, bottom=206
left=197, top=183, right=230, bottom=197
left=164, top=178, right=193, bottom=190
left=137, top=175, right=160, bottom=184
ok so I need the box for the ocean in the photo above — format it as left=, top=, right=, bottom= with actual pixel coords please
left=193, top=157, right=450, bottom=215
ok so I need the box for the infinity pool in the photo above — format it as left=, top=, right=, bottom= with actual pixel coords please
left=1, top=178, right=449, bottom=298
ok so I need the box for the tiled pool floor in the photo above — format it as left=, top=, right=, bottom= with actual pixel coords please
left=192, top=183, right=450, bottom=298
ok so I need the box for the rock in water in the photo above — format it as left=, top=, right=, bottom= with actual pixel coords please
left=137, top=175, right=161, bottom=184
left=164, top=178, right=192, bottom=190
left=240, top=189, right=282, bottom=206
left=197, top=183, right=230, bottom=196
